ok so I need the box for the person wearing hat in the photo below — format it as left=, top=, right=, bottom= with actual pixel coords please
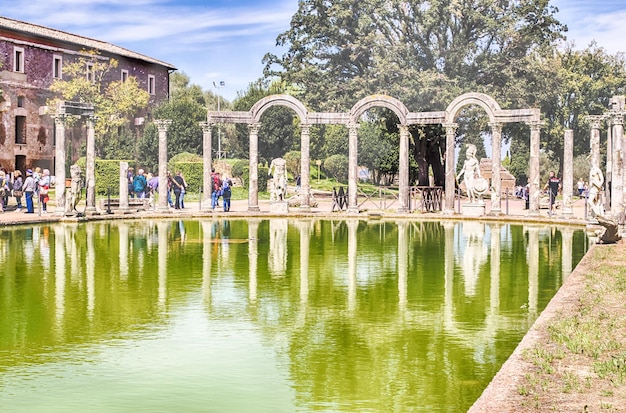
left=22, top=169, right=36, bottom=213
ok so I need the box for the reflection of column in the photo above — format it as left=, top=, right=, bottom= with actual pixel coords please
left=85, top=116, right=97, bottom=212
left=53, top=115, right=67, bottom=216
left=489, top=224, right=501, bottom=309
left=200, top=122, right=213, bottom=211
left=397, top=222, right=408, bottom=309
left=119, top=162, right=130, bottom=212
left=119, top=222, right=129, bottom=280
left=300, top=125, right=311, bottom=211
left=527, top=226, right=540, bottom=316
left=201, top=221, right=212, bottom=306
left=155, top=119, right=172, bottom=213
left=299, top=220, right=310, bottom=303
left=55, top=227, right=66, bottom=333
left=562, top=129, right=574, bottom=217
left=347, top=219, right=358, bottom=311
left=461, top=221, right=486, bottom=296
left=489, top=123, right=503, bottom=215
left=269, top=219, right=288, bottom=275
left=248, top=219, right=260, bottom=303
left=561, top=228, right=574, bottom=282
left=248, top=123, right=260, bottom=211
left=158, top=222, right=169, bottom=310
left=528, top=122, right=542, bottom=215
left=86, top=224, right=95, bottom=320
left=443, top=123, right=458, bottom=214
left=443, top=222, right=456, bottom=322
left=348, top=124, right=359, bottom=213
left=398, top=125, right=410, bottom=213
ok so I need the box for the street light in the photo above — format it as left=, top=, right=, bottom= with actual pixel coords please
left=212, top=80, right=225, bottom=159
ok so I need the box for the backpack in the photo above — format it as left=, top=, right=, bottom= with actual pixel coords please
left=133, top=175, right=146, bottom=192
left=212, top=175, right=221, bottom=192
left=222, top=180, right=232, bottom=199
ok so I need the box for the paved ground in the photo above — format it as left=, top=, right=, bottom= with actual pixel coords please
left=0, top=193, right=594, bottom=225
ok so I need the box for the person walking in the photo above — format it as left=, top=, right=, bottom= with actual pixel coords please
left=133, top=169, right=148, bottom=199
left=222, top=176, right=232, bottom=212
left=39, top=168, right=51, bottom=213
left=23, top=169, right=36, bottom=213
left=172, top=171, right=185, bottom=210
left=12, top=170, right=23, bottom=211
left=543, top=171, right=561, bottom=216
left=176, top=171, right=188, bottom=208
left=0, top=171, right=8, bottom=212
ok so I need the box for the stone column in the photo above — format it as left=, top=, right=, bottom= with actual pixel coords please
left=398, top=124, right=410, bottom=213
left=611, top=112, right=624, bottom=212
left=586, top=115, right=603, bottom=169
left=155, top=119, right=172, bottom=213
left=248, top=123, right=260, bottom=212
left=528, top=122, right=542, bottom=215
left=53, top=115, right=67, bottom=216
left=348, top=123, right=359, bottom=213
left=606, top=118, right=613, bottom=211
left=489, top=122, right=503, bottom=215
left=562, top=129, right=574, bottom=217
left=300, top=124, right=311, bottom=211
left=443, top=123, right=458, bottom=214
left=119, top=161, right=130, bottom=212
left=200, top=122, right=213, bottom=212
left=85, top=115, right=97, bottom=213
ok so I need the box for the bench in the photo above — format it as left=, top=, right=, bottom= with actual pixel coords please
left=99, top=198, right=150, bottom=211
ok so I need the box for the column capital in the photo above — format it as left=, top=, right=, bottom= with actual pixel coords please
left=610, top=110, right=625, bottom=125
left=526, top=121, right=544, bottom=131
left=442, top=122, right=458, bottom=130
left=585, top=114, right=605, bottom=130
left=488, top=122, right=503, bottom=132
left=52, top=113, right=70, bottom=124
left=248, top=123, right=260, bottom=134
left=300, top=123, right=311, bottom=135
left=199, top=121, right=213, bottom=132
left=397, top=124, right=409, bottom=133
left=154, top=119, right=172, bottom=132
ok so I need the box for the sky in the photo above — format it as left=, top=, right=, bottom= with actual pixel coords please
left=1, top=0, right=625, bottom=104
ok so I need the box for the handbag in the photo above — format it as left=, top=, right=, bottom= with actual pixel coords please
left=13, top=190, right=23, bottom=197
left=40, top=186, right=49, bottom=195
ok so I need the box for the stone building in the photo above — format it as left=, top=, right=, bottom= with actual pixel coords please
left=0, top=16, right=176, bottom=173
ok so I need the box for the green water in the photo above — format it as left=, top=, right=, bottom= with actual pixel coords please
left=0, top=219, right=587, bottom=412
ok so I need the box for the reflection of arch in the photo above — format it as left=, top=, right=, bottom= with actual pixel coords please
left=444, top=92, right=501, bottom=124
left=350, top=94, right=409, bottom=125
left=250, top=94, right=308, bottom=123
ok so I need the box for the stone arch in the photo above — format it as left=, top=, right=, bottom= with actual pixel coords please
left=250, top=94, right=308, bottom=123
left=444, top=92, right=502, bottom=124
left=349, top=95, right=409, bottom=125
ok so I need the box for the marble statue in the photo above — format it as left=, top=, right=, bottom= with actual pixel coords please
left=588, top=163, right=605, bottom=217
left=268, top=157, right=287, bottom=202
left=456, top=144, right=485, bottom=203
left=66, top=164, right=83, bottom=214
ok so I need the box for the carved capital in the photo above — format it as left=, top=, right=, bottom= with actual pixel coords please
left=199, top=121, right=212, bottom=133
left=300, top=124, right=310, bottom=137
left=610, top=111, right=625, bottom=126
left=154, top=119, right=172, bottom=132
left=526, top=121, right=544, bottom=132
left=248, top=123, right=260, bottom=135
left=585, top=115, right=604, bottom=130
left=488, top=122, right=503, bottom=133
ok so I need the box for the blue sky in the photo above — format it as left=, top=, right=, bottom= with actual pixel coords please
left=1, top=0, right=625, bottom=103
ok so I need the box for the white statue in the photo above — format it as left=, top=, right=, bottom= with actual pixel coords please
left=588, top=163, right=605, bottom=217
left=456, top=144, right=485, bottom=203
left=65, top=164, right=83, bottom=214
left=268, top=158, right=287, bottom=202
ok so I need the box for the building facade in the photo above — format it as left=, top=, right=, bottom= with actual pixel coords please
left=0, top=16, right=176, bottom=173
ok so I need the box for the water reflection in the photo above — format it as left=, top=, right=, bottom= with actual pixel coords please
left=0, top=219, right=587, bottom=412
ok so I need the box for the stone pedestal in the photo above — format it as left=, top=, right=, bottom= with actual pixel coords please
left=461, top=203, right=486, bottom=217
left=271, top=201, right=289, bottom=214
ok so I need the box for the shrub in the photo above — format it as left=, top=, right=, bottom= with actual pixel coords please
left=284, top=151, right=301, bottom=178
left=324, top=154, right=349, bottom=183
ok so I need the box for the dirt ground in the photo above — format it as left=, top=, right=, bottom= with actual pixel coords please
left=470, top=240, right=626, bottom=412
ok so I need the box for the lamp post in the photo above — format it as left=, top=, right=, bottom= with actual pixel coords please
left=212, top=80, right=225, bottom=159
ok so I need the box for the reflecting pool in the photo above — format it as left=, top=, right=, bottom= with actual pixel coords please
left=0, top=219, right=587, bottom=412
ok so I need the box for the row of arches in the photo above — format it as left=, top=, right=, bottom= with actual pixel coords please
left=205, top=92, right=542, bottom=214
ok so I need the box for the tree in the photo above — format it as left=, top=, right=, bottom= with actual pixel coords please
left=139, top=73, right=207, bottom=170
left=49, top=50, right=150, bottom=158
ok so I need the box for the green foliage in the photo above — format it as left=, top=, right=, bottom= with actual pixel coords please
left=231, top=159, right=249, bottom=187
left=324, top=154, right=349, bottom=183
left=92, top=160, right=133, bottom=196
left=49, top=50, right=150, bottom=159
left=284, top=151, right=301, bottom=177
left=258, top=165, right=269, bottom=192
